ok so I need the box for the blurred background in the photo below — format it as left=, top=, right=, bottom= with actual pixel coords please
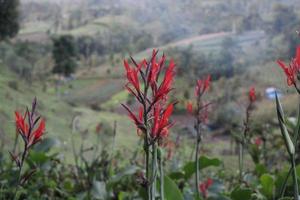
left=1, top=0, right=300, bottom=170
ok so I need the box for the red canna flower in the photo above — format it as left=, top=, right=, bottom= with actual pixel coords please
left=121, top=104, right=145, bottom=133
left=152, top=59, right=175, bottom=103
left=195, top=75, right=211, bottom=97
left=277, top=46, right=300, bottom=87
left=200, top=102, right=210, bottom=124
left=124, top=60, right=142, bottom=100
left=199, top=178, right=213, bottom=199
left=15, top=100, right=46, bottom=148
left=255, top=137, right=263, bottom=147
left=122, top=49, right=176, bottom=140
left=11, top=98, right=45, bottom=185
left=95, top=122, right=102, bottom=134
left=151, top=103, right=174, bottom=138
left=249, top=87, right=256, bottom=102
left=186, top=102, right=193, bottom=114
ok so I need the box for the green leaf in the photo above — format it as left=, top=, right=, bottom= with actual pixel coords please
left=231, top=186, right=252, bottom=200
left=255, top=164, right=267, bottom=177
left=168, top=171, right=185, bottom=180
left=28, top=151, right=49, bottom=164
left=182, top=156, right=222, bottom=179
left=33, top=137, right=61, bottom=152
left=164, top=175, right=184, bottom=200
left=92, top=181, right=107, bottom=200
left=275, top=93, right=295, bottom=155
left=260, top=174, right=275, bottom=199
left=110, top=165, right=141, bottom=184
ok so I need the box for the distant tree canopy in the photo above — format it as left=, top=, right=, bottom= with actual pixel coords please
left=0, top=0, right=20, bottom=40
left=52, top=35, right=78, bottom=76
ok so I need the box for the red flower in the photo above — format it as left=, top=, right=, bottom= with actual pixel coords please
left=121, top=104, right=145, bottom=133
left=186, top=102, right=193, bottom=114
left=124, top=60, right=141, bottom=98
left=255, top=137, right=263, bottom=147
left=195, top=75, right=211, bottom=97
left=122, top=49, right=176, bottom=140
left=15, top=99, right=45, bottom=149
left=200, top=102, right=210, bottom=124
left=152, top=59, right=175, bottom=102
left=151, top=103, right=174, bottom=138
left=277, top=46, right=300, bottom=86
left=199, top=178, right=213, bottom=199
left=249, top=87, right=256, bottom=102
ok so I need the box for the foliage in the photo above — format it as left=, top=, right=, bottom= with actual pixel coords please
left=52, top=35, right=78, bottom=76
left=0, top=0, right=19, bottom=40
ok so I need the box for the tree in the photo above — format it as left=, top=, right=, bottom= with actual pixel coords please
left=0, top=0, right=20, bottom=40
left=52, top=35, right=78, bottom=76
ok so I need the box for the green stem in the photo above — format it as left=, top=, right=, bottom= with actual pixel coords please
left=145, top=136, right=151, bottom=200
left=159, top=152, right=164, bottom=200
left=195, top=138, right=200, bottom=198
left=279, top=166, right=292, bottom=198
left=238, top=141, right=244, bottom=182
left=151, top=143, right=157, bottom=200
left=292, top=155, right=299, bottom=200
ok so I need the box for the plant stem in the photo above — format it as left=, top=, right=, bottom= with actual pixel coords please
left=279, top=166, right=292, bottom=198
left=291, top=155, right=299, bottom=200
left=238, top=141, right=244, bottom=182
left=151, top=143, right=157, bottom=200
left=144, top=126, right=151, bottom=199
left=159, top=152, right=164, bottom=200
left=195, top=137, right=200, bottom=198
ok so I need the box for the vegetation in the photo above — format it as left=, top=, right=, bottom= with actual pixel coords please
left=0, top=0, right=300, bottom=199
left=0, top=0, right=20, bottom=40
left=52, top=35, right=78, bottom=76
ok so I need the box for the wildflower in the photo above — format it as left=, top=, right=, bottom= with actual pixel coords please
left=95, top=122, right=102, bottom=134
left=200, top=102, right=210, bottom=124
left=277, top=46, right=300, bottom=87
left=199, top=178, right=213, bottom=199
left=249, top=87, right=256, bottom=102
left=122, top=50, right=176, bottom=199
left=195, top=75, right=211, bottom=97
left=151, top=103, right=174, bottom=138
left=152, top=59, right=176, bottom=103
left=124, top=60, right=142, bottom=100
left=121, top=104, right=145, bottom=133
left=186, top=102, right=193, bottom=114
left=11, top=98, right=45, bottom=186
left=15, top=98, right=45, bottom=149
left=255, top=137, right=263, bottom=147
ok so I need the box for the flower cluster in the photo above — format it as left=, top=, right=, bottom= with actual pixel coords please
left=186, top=75, right=211, bottom=123
left=277, top=46, right=300, bottom=88
left=15, top=98, right=45, bottom=150
left=195, top=75, right=211, bottom=97
left=11, top=98, right=45, bottom=168
left=199, top=178, right=213, bottom=199
left=122, top=49, right=176, bottom=141
left=249, top=86, right=256, bottom=103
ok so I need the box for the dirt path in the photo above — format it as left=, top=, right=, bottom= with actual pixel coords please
left=138, top=31, right=232, bottom=56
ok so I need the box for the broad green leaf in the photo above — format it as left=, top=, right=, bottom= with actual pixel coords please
left=92, top=181, right=107, bottom=200
left=110, top=165, right=141, bottom=183
left=182, top=156, right=222, bottom=179
left=255, top=164, right=267, bottom=177
left=168, top=171, right=185, bottom=180
left=260, top=174, right=274, bottom=199
left=34, top=137, right=61, bottom=152
left=164, top=175, right=184, bottom=200
left=28, top=151, right=49, bottom=164
left=231, top=186, right=252, bottom=200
